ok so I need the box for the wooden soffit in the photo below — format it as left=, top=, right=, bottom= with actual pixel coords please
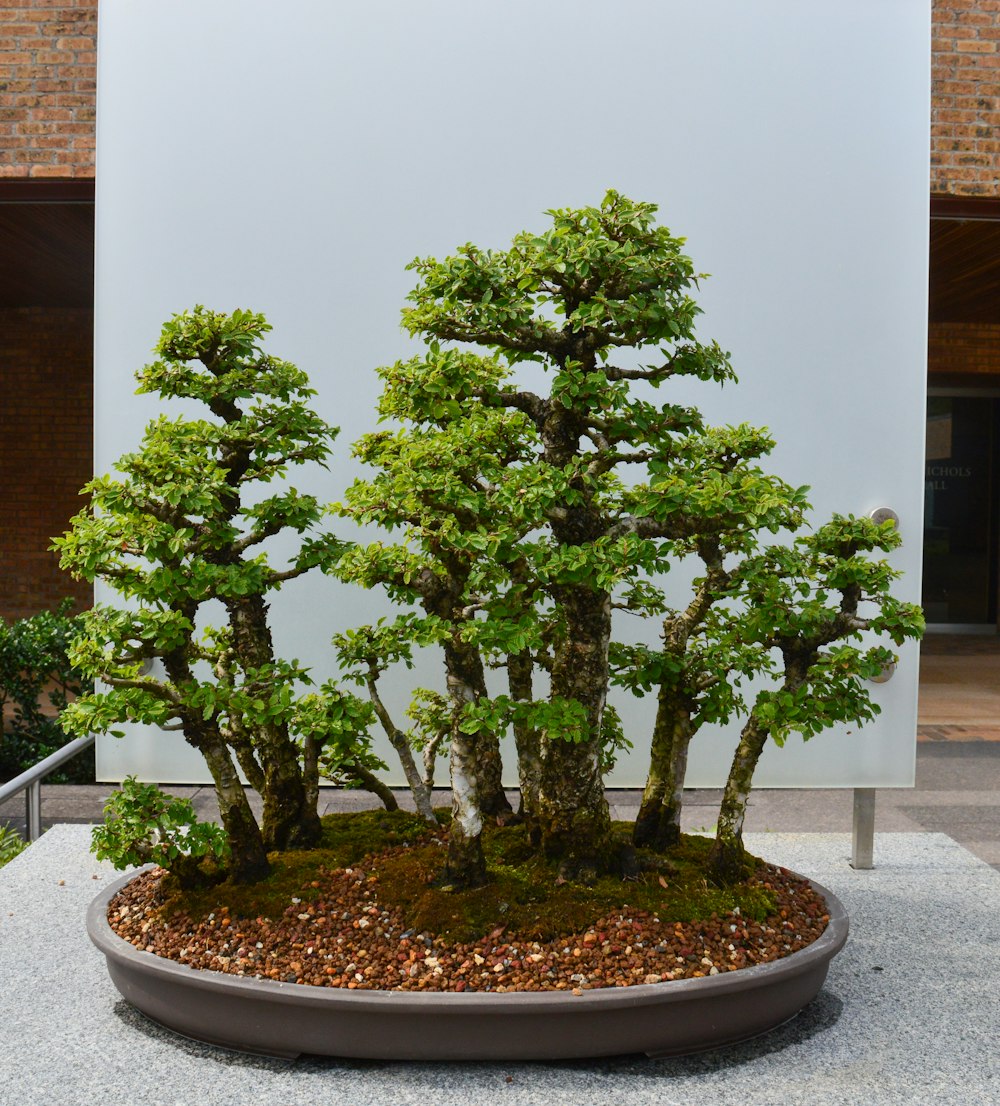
left=0, top=179, right=94, bottom=309
left=930, top=194, right=1000, bottom=325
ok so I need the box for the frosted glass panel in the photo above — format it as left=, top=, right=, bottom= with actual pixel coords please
left=95, top=0, right=929, bottom=788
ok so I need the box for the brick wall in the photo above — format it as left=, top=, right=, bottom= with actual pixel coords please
left=0, top=0, right=97, bottom=179
left=0, top=307, right=93, bottom=620
left=0, top=1, right=994, bottom=194
left=929, top=321, right=1000, bottom=374
left=932, top=0, right=1000, bottom=197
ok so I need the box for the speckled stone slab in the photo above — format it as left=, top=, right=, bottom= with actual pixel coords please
left=1, top=826, right=996, bottom=1106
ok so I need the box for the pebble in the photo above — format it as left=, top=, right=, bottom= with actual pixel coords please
left=106, top=855, right=828, bottom=996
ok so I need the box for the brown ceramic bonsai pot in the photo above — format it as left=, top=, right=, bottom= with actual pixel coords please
left=87, top=868, right=848, bottom=1060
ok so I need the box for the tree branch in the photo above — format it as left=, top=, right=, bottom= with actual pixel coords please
left=102, top=675, right=182, bottom=705
left=471, top=386, right=547, bottom=428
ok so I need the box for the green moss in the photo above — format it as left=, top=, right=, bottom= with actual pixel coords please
left=158, top=811, right=776, bottom=943
left=318, top=807, right=446, bottom=862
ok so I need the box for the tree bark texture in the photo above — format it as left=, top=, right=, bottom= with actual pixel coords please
left=708, top=715, right=769, bottom=885
left=227, top=594, right=322, bottom=850
left=634, top=689, right=692, bottom=850
left=508, top=648, right=542, bottom=841
left=192, top=723, right=271, bottom=884
left=422, top=569, right=511, bottom=823
left=443, top=636, right=488, bottom=887
left=345, top=760, right=400, bottom=811
left=537, top=585, right=613, bottom=874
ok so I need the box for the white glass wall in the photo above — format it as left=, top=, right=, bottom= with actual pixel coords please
left=94, top=0, right=930, bottom=787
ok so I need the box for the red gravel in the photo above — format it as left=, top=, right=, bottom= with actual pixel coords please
left=107, top=858, right=831, bottom=994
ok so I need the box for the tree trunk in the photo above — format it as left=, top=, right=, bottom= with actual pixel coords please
left=344, top=760, right=399, bottom=811
left=536, top=586, right=613, bottom=876
left=227, top=594, right=322, bottom=850
left=508, top=648, right=542, bottom=841
left=634, top=688, right=692, bottom=850
left=445, top=726, right=488, bottom=887
left=195, top=725, right=271, bottom=884
left=476, top=726, right=513, bottom=821
left=708, top=715, right=769, bottom=885
left=366, top=670, right=436, bottom=823
left=164, top=647, right=270, bottom=883
left=442, top=638, right=488, bottom=888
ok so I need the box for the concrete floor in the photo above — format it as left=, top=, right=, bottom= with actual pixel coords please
left=3, top=826, right=997, bottom=1103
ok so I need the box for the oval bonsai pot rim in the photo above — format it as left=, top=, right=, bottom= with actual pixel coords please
left=88, top=866, right=849, bottom=1061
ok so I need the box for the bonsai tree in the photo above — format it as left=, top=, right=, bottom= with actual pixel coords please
left=335, top=356, right=539, bottom=884
left=610, top=423, right=809, bottom=850
left=707, top=515, right=923, bottom=882
left=55, top=307, right=344, bottom=883
left=398, top=191, right=760, bottom=877
left=391, top=190, right=921, bottom=880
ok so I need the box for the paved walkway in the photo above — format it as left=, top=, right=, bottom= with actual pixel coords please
left=2, top=739, right=998, bottom=871
left=3, top=826, right=996, bottom=1104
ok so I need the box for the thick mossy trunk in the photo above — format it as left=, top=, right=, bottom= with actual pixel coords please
left=508, top=648, right=542, bottom=841
left=476, top=728, right=513, bottom=821
left=196, top=727, right=271, bottom=884
left=259, top=755, right=322, bottom=851
left=536, top=586, right=613, bottom=876
left=708, top=715, right=769, bottom=885
left=164, top=647, right=270, bottom=883
left=537, top=738, right=612, bottom=878
left=228, top=594, right=322, bottom=850
left=634, top=690, right=692, bottom=850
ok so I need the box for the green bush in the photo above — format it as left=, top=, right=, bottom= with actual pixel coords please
left=92, top=777, right=230, bottom=889
left=0, top=600, right=95, bottom=784
left=0, top=823, right=27, bottom=868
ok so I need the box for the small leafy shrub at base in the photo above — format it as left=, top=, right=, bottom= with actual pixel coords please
left=92, top=777, right=230, bottom=889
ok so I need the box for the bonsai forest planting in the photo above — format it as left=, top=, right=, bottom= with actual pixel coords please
left=59, top=193, right=922, bottom=1016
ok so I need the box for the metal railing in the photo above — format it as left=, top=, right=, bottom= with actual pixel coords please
left=0, top=734, right=96, bottom=841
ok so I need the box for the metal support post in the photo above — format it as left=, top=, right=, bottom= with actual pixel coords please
left=851, top=787, right=875, bottom=869
left=25, top=780, right=42, bottom=842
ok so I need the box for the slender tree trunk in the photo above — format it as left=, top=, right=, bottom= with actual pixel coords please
left=164, top=647, right=270, bottom=882
left=225, top=722, right=267, bottom=795
left=442, top=638, right=488, bottom=887
left=423, top=573, right=511, bottom=822
left=634, top=687, right=692, bottom=849
left=366, top=671, right=436, bottom=823
left=508, top=648, right=542, bottom=841
left=460, top=641, right=511, bottom=822
left=659, top=714, right=692, bottom=846
left=194, top=724, right=271, bottom=884
left=302, top=733, right=321, bottom=816
left=476, top=727, right=513, bottom=821
left=536, top=586, right=613, bottom=876
left=344, top=760, right=399, bottom=811
left=228, top=595, right=322, bottom=850
left=708, top=715, right=769, bottom=885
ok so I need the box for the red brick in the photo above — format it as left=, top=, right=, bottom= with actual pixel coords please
left=0, top=307, right=93, bottom=621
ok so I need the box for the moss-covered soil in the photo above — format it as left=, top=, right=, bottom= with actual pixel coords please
left=158, top=809, right=776, bottom=944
